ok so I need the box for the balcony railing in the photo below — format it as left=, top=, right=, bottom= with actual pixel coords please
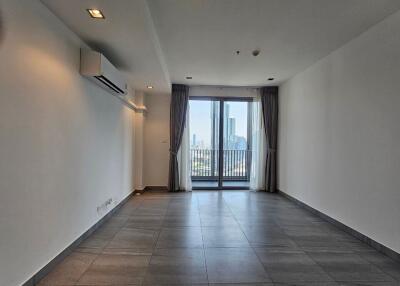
left=190, top=149, right=251, bottom=181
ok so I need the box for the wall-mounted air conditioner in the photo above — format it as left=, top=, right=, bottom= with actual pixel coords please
left=80, top=49, right=127, bottom=95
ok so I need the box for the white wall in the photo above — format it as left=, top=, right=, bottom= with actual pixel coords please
left=143, top=93, right=171, bottom=187
left=133, top=91, right=146, bottom=191
left=0, top=1, right=135, bottom=285
left=279, top=10, right=400, bottom=254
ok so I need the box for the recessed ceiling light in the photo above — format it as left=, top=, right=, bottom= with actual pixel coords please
left=87, top=9, right=105, bottom=19
left=186, top=76, right=192, bottom=80
left=268, top=78, right=275, bottom=81
left=147, top=85, right=153, bottom=89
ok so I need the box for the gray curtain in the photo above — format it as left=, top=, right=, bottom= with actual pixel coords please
left=261, top=86, right=279, bottom=192
left=168, top=84, right=189, bottom=192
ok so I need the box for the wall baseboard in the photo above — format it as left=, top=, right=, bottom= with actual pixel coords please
left=23, top=191, right=135, bottom=286
left=278, top=190, right=400, bottom=263
left=144, top=186, right=168, bottom=192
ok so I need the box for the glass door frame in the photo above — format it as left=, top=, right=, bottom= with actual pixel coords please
left=190, top=96, right=253, bottom=190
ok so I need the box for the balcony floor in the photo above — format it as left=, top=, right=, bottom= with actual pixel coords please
left=192, top=180, right=249, bottom=189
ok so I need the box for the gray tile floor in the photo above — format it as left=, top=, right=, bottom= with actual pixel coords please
left=38, top=191, right=400, bottom=286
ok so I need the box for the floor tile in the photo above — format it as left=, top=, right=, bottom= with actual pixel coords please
left=166, top=208, right=200, bottom=217
left=270, top=283, right=339, bottom=286
left=358, top=251, right=400, bottom=281
left=290, top=236, right=364, bottom=251
left=156, top=227, right=203, bottom=248
left=335, top=282, right=399, bottom=286
left=308, top=251, right=395, bottom=282
left=142, top=282, right=209, bottom=286
left=209, top=284, right=274, bottom=286
left=78, top=226, right=119, bottom=250
left=116, top=204, right=138, bottom=216
left=200, top=214, right=239, bottom=227
left=105, top=227, right=159, bottom=250
left=77, top=225, right=120, bottom=250
left=235, top=215, right=277, bottom=226
left=144, top=248, right=208, bottom=284
left=38, top=191, right=400, bottom=286
left=205, top=247, right=271, bottom=283
left=124, top=215, right=164, bottom=229
left=76, top=254, right=150, bottom=285
left=282, top=224, right=353, bottom=239
left=162, top=214, right=201, bottom=227
left=255, top=249, right=333, bottom=283
left=202, top=226, right=250, bottom=247
left=133, top=206, right=168, bottom=216
left=37, top=252, right=97, bottom=286
left=101, top=215, right=130, bottom=229
left=240, top=225, right=298, bottom=249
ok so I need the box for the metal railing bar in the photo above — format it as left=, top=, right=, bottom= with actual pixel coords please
left=190, top=149, right=250, bottom=180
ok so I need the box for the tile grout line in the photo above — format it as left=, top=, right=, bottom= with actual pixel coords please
left=74, top=197, right=146, bottom=286
left=274, top=219, right=339, bottom=283
left=76, top=196, right=150, bottom=286
left=276, top=194, right=400, bottom=284
left=196, top=193, right=210, bottom=285
left=221, top=192, right=274, bottom=284
left=72, top=252, right=100, bottom=286
left=363, top=258, right=400, bottom=282
left=141, top=195, right=170, bottom=286
left=73, top=210, right=137, bottom=285
left=224, top=192, right=340, bottom=284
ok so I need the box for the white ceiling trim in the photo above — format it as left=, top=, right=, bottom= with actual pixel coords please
left=41, top=0, right=400, bottom=94
left=190, top=86, right=259, bottom=98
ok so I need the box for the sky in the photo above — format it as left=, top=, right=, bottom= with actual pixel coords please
left=189, top=100, right=248, bottom=148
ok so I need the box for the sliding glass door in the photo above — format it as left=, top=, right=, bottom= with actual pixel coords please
left=222, top=100, right=251, bottom=188
left=189, top=99, right=220, bottom=188
left=189, top=97, right=252, bottom=189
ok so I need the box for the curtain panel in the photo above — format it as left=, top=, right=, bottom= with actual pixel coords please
left=168, top=84, right=189, bottom=192
left=177, top=107, right=192, bottom=191
left=261, top=86, right=279, bottom=192
left=250, top=92, right=267, bottom=191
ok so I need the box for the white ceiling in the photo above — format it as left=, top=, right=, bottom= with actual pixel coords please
left=42, top=0, right=400, bottom=93
left=41, top=0, right=170, bottom=94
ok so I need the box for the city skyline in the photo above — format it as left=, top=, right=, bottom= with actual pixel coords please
left=189, top=100, right=248, bottom=150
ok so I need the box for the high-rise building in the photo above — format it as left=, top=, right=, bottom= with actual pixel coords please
left=211, top=101, right=220, bottom=150
left=192, top=134, right=196, bottom=147
left=223, top=104, right=230, bottom=149
left=227, top=117, right=236, bottom=148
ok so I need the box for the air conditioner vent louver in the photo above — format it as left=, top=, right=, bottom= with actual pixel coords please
left=80, top=49, right=127, bottom=96
left=94, top=75, right=125, bottom=94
